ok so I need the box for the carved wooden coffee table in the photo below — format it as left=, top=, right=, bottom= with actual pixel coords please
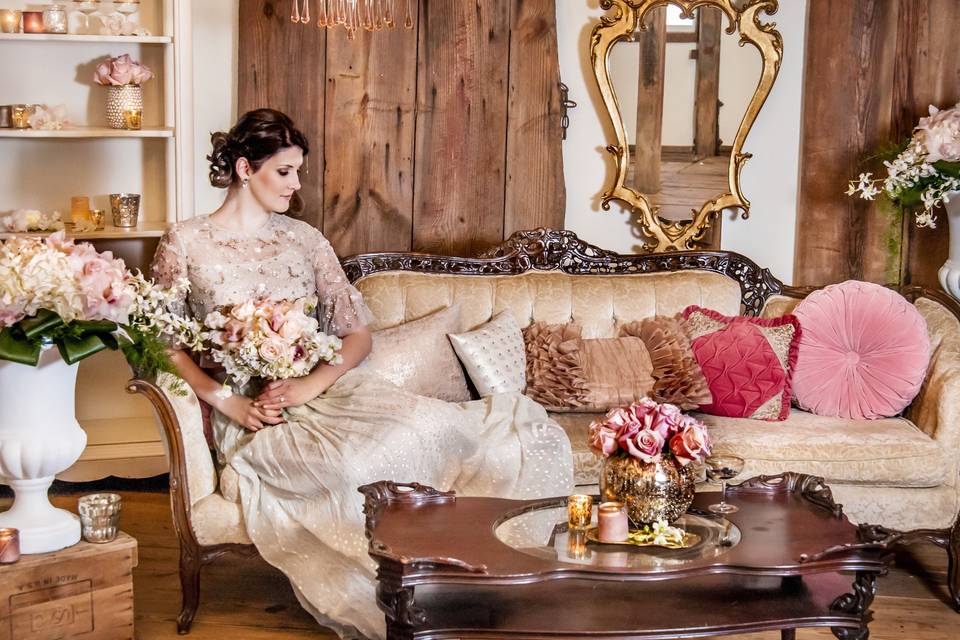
left=360, top=473, right=893, bottom=640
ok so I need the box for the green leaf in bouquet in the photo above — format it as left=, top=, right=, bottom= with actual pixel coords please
left=19, top=309, right=65, bottom=339
left=57, top=332, right=113, bottom=364
left=0, top=328, right=42, bottom=365
left=933, top=161, right=960, bottom=179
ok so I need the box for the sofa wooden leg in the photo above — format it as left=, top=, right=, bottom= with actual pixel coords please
left=177, top=546, right=202, bottom=634
left=949, top=518, right=960, bottom=613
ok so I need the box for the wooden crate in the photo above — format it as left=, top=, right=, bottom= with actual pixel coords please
left=0, top=532, right=137, bottom=640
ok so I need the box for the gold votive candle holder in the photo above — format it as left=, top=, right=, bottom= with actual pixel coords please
left=567, top=494, right=593, bottom=528
left=22, top=10, right=43, bottom=33
left=597, top=501, right=629, bottom=543
left=0, top=9, right=21, bottom=33
left=90, top=208, right=105, bottom=229
left=122, top=107, right=142, bottom=131
left=0, top=105, right=11, bottom=128
left=11, top=105, right=29, bottom=129
left=0, top=527, right=20, bottom=564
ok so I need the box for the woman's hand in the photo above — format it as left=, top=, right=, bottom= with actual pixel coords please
left=255, top=376, right=325, bottom=411
left=218, top=394, right=285, bottom=432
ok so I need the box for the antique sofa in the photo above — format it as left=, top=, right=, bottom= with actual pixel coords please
left=130, top=229, right=960, bottom=633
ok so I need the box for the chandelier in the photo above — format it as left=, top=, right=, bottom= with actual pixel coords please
left=291, top=0, right=415, bottom=39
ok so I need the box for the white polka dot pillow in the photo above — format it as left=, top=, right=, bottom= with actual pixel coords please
left=448, top=310, right=527, bottom=396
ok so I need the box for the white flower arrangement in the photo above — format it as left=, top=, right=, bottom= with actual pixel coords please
left=0, top=209, right=64, bottom=233
left=848, top=102, right=960, bottom=229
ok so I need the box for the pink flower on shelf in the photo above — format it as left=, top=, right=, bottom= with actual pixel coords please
left=93, top=54, right=154, bottom=87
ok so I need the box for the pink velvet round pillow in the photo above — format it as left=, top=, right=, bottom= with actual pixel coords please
left=792, top=280, right=930, bottom=420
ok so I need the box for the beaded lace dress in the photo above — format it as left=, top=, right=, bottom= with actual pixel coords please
left=151, top=214, right=574, bottom=639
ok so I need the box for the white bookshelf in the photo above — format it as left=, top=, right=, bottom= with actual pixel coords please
left=0, top=0, right=193, bottom=481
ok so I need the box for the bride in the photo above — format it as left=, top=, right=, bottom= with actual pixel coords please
left=151, top=108, right=573, bottom=639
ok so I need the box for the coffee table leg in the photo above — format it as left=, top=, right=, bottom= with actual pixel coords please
left=781, top=629, right=796, bottom=640
left=378, top=583, right=423, bottom=640
left=830, top=571, right=878, bottom=640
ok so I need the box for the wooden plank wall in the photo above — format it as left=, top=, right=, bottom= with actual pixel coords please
left=795, top=0, right=960, bottom=287
left=237, top=0, right=566, bottom=258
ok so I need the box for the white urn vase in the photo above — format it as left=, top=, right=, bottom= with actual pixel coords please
left=0, top=346, right=86, bottom=553
left=938, top=190, right=960, bottom=301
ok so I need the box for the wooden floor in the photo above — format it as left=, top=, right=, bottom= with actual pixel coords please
left=12, top=492, right=959, bottom=638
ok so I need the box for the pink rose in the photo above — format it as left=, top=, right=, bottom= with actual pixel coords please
left=258, top=338, right=287, bottom=363
left=94, top=61, right=114, bottom=86
left=649, top=402, right=684, bottom=439
left=223, top=318, right=247, bottom=344
left=602, top=406, right=635, bottom=435
left=670, top=421, right=711, bottom=466
left=589, top=420, right=620, bottom=457
left=110, top=54, right=134, bottom=85
left=0, top=302, right=26, bottom=328
left=130, top=62, right=153, bottom=85
left=620, top=428, right=664, bottom=464
left=916, top=103, right=960, bottom=163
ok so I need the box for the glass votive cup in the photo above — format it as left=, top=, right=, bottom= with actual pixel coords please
left=78, top=493, right=122, bottom=543
left=11, top=105, right=29, bottom=129
left=0, top=105, right=11, bottom=128
left=0, top=527, right=20, bottom=564
left=109, top=192, right=140, bottom=227
left=22, top=10, right=44, bottom=33
left=567, top=494, right=593, bottom=528
left=90, top=208, right=105, bottom=229
left=597, top=501, right=629, bottom=543
left=0, top=9, right=21, bottom=33
left=43, top=4, right=67, bottom=33
left=122, top=107, right=142, bottom=130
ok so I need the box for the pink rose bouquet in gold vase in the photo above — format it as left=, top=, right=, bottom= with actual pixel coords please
left=93, top=54, right=153, bottom=129
left=589, top=399, right=710, bottom=525
left=202, top=297, right=342, bottom=398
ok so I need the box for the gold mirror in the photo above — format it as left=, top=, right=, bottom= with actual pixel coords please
left=592, top=0, right=782, bottom=251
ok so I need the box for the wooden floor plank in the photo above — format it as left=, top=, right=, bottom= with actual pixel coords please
left=0, top=491, right=955, bottom=639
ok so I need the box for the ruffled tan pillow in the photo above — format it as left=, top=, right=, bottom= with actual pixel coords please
left=621, top=317, right=712, bottom=410
left=578, top=336, right=655, bottom=409
left=523, top=322, right=588, bottom=409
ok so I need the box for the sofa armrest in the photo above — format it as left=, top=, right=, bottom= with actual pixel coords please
left=907, top=299, right=960, bottom=476
left=127, top=373, right=219, bottom=506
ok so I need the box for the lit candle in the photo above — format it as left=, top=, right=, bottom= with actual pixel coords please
left=597, top=501, right=629, bottom=543
left=0, top=528, right=20, bottom=564
left=0, top=9, right=21, bottom=33
left=567, top=494, right=592, bottom=528
left=11, top=105, right=29, bottom=129
left=22, top=10, right=44, bottom=33
left=71, top=196, right=91, bottom=223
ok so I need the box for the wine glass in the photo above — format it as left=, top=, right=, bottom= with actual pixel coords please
left=705, top=455, right=745, bottom=514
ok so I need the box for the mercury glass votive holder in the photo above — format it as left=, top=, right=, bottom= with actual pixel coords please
left=11, top=105, right=29, bottom=129
left=0, top=9, right=21, bottom=33
left=0, top=105, right=11, bottom=128
left=78, top=493, right=122, bottom=543
left=109, top=192, right=140, bottom=227
left=566, top=494, right=593, bottom=528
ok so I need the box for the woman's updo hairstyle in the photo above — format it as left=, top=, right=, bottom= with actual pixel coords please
left=207, top=108, right=309, bottom=189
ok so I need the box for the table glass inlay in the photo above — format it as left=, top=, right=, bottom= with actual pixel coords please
left=494, top=501, right=741, bottom=571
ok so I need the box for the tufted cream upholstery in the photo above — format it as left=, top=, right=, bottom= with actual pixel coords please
left=160, top=270, right=960, bottom=541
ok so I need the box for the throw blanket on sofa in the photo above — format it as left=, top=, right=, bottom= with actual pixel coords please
left=214, top=369, right=574, bottom=639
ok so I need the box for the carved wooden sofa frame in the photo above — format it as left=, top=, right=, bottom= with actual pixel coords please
left=128, top=228, right=960, bottom=634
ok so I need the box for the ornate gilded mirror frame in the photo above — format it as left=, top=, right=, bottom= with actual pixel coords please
left=592, top=0, right=783, bottom=251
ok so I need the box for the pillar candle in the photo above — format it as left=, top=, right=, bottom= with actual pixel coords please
left=0, top=9, right=21, bottom=33
left=71, top=196, right=91, bottom=223
left=597, top=501, right=629, bottom=543
left=0, top=528, right=20, bottom=564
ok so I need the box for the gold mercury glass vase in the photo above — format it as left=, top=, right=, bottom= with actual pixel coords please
left=600, top=455, right=696, bottom=525
left=106, top=84, right=143, bottom=130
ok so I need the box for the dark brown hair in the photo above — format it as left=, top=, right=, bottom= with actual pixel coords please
left=207, top=108, right=310, bottom=194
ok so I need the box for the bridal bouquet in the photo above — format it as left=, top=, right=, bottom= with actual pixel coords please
left=202, top=297, right=342, bottom=391
left=0, top=233, right=199, bottom=385
left=847, top=102, right=960, bottom=228
left=588, top=398, right=711, bottom=466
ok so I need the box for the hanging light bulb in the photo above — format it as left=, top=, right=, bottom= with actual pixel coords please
left=291, top=0, right=300, bottom=23
left=298, top=0, right=413, bottom=37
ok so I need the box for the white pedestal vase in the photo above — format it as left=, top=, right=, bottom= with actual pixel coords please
left=938, top=190, right=960, bottom=301
left=0, top=346, right=86, bottom=553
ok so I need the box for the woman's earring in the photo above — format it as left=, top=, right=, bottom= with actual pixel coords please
left=241, top=178, right=249, bottom=188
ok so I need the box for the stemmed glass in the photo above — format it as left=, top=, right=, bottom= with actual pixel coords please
left=705, top=455, right=745, bottom=514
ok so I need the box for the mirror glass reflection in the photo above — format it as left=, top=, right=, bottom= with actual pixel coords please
left=609, top=4, right=762, bottom=220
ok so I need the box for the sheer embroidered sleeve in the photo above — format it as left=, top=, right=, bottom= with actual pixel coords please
left=311, top=233, right=374, bottom=337
left=150, top=226, right=190, bottom=321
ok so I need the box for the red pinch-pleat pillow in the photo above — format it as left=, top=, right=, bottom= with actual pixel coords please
left=792, top=281, right=930, bottom=420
